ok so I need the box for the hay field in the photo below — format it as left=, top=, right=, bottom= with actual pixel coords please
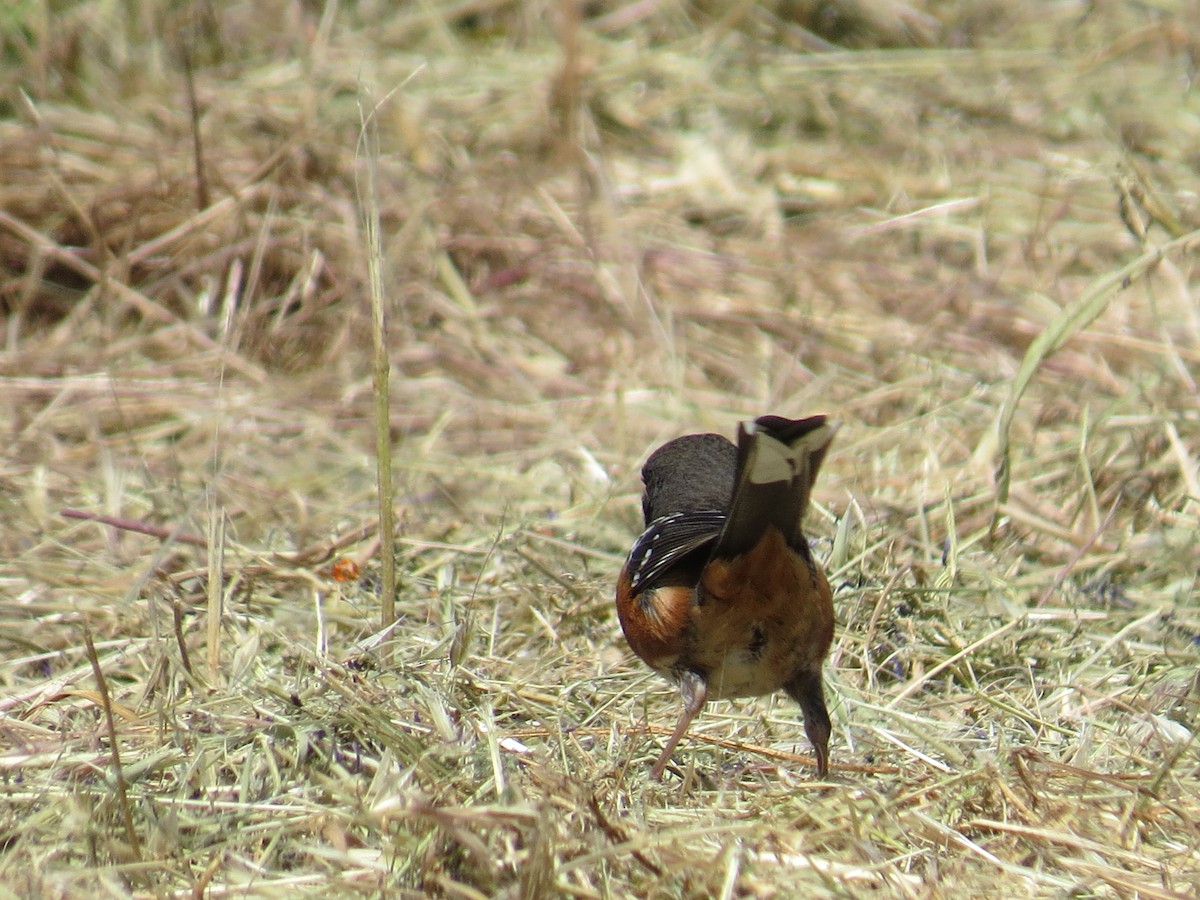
left=2, top=0, right=1199, bottom=895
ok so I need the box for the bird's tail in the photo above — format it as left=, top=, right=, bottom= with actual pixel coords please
left=711, top=415, right=837, bottom=559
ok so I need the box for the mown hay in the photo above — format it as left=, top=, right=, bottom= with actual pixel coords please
left=2, top=1, right=1198, bottom=896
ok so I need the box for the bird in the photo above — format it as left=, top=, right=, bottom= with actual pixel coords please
left=615, top=414, right=837, bottom=781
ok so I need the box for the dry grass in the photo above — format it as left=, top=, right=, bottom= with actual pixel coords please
left=2, top=0, right=1199, bottom=896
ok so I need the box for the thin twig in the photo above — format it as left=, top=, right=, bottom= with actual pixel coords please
left=61, top=508, right=208, bottom=548
left=83, top=627, right=142, bottom=861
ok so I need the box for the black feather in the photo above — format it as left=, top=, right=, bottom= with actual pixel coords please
left=625, top=510, right=726, bottom=595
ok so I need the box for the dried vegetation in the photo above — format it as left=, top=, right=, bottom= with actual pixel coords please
left=2, top=0, right=1200, bottom=896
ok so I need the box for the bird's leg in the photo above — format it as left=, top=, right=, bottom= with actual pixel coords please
left=785, top=667, right=831, bottom=778
left=650, top=669, right=707, bottom=781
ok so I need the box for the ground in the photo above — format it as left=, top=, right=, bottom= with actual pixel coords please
left=1, top=1, right=1199, bottom=896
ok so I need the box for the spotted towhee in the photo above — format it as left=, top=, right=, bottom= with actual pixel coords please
left=615, top=415, right=837, bottom=780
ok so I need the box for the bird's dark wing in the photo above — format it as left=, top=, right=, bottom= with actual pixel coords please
left=625, top=510, right=727, bottom=595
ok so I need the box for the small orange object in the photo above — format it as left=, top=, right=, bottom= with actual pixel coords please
left=326, top=558, right=361, bottom=582
left=615, top=415, right=838, bottom=780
